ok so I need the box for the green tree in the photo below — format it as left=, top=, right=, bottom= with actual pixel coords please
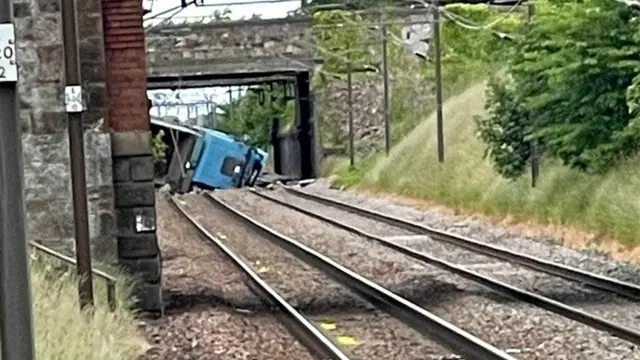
left=477, top=0, right=640, bottom=178
left=216, top=87, right=296, bottom=149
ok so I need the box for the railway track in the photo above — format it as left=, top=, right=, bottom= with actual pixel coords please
left=277, top=185, right=640, bottom=300
left=209, top=186, right=640, bottom=357
left=167, top=195, right=350, bottom=360
left=170, top=193, right=518, bottom=360
left=248, top=186, right=640, bottom=343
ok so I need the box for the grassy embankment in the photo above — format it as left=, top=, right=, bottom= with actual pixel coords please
left=327, top=82, right=640, bottom=253
left=14, top=255, right=145, bottom=359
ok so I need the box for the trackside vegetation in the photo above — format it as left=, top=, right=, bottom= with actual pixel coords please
left=14, top=255, right=145, bottom=360
left=330, top=0, right=640, bottom=247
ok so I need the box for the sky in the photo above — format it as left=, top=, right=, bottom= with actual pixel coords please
left=144, top=0, right=302, bottom=120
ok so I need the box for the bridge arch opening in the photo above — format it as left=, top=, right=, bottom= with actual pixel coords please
left=147, top=71, right=317, bottom=184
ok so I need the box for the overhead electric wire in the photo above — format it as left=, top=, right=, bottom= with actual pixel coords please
left=145, top=4, right=193, bottom=30
left=182, top=0, right=300, bottom=6
left=438, top=0, right=524, bottom=30
left=325, top=11, right=420, bottom=47
left=143, top=4, right=185, bottom=21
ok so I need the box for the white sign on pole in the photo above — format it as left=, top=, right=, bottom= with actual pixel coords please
left=0, top=23, right=18, bottom=82
left=401, top=13, right=434, bottom=59
left=65, top=85, right=84, bottom=113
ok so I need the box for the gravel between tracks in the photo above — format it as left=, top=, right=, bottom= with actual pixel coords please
left=262, top=187, right=640, bottom=330
left=291, top=181, right=640, bottom=329
left=137, top=195, right=315, bottom=360
left=180, top=193, right=453, bottom=359
left=300, top=180, right=640, bottom=282
left=216, top=188, right=640, bottom=359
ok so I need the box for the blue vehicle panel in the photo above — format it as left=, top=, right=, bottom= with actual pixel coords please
left=192, top=128, right=269, bottom=190
left=192, top=129, right=245, bottom=189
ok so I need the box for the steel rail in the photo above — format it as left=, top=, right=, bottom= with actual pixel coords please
left=282, top=186, right=640, bottom=301
left=166, top=195, right=352, bottom=360
left=250, top=188, right=640, bottom=345
left=204, top=192, right=517, bottom=360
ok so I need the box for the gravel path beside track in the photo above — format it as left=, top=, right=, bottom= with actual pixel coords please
left=181, top=193, right=454, bottom=360
left=216, top=188, right=640, bottom=359
left=137, top=195, right=315, bottom=360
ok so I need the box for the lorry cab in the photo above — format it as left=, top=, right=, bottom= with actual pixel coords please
left=191, top=128, right=255, bottom=190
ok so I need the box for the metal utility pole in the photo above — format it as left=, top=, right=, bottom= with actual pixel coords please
left=347, top=60, right=355, bottom=170
left=61, top=0, right=94, bottom=309
left=433, top=5, right=445, bottom=163
left=382, top=22, right=391, bottom=156
left=0, top=0, right=37, bottom=359
left=527, top=2, right=539, bottom=188
left=227, top=87, right=234, bottom=121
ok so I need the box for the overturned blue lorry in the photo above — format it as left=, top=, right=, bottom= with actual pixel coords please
left=151, top=116, right=269, bottom=193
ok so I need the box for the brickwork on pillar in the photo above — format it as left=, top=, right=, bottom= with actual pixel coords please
left=102, top=0, right=163, bottom=313
left=102, top=0, right=149, bottom=131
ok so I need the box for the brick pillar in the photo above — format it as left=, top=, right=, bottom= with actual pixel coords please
left=102, top=0, right=163, bottom=314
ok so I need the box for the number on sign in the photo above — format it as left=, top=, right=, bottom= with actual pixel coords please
left=0, top=45, right=14, bottom=79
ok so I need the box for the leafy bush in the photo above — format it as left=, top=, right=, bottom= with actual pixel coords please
left=152, top=130, right=168, bottom=161
left=477, top=0, right=640, bottom=177
left=475, top=75, right=532, bottom=179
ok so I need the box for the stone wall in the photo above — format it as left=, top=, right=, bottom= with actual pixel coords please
left=15, top=0, right=115, bottom=258
left=145, top=17, right=316, bottom=77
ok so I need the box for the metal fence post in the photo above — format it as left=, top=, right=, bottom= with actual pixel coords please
left=347, top=60, right=355, bottom=169
left=527, top=2, right=539, bottom=188
left=433, top=5, right=445, bottom=163
left=382, top=21, right=391, bottom=155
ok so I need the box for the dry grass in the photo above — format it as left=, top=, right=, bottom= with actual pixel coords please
left=331, top=81, right=640, bottom=259
left=13, top=254, right=147, bottom=360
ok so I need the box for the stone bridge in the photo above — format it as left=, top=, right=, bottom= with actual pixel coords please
left=145, top=17, right=318, bottom=88
left=145, top=16, right=320, bottom=180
